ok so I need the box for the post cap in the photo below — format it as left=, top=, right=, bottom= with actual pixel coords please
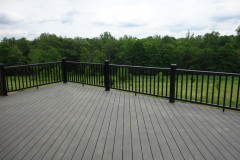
left=104, top=60, right=109, bottom=64
left=170, top=64, right=177, bottom=69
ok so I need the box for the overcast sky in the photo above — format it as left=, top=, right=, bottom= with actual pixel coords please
left=0, top=0, right=239, bottom=40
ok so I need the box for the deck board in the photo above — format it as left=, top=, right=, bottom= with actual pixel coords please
left=0, top=83, right=240, bottom=160
left=129, top=93, right=143, bottom=160
left=122, top=92, right=133, bottom=160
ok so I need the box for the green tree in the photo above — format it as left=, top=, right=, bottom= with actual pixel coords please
left=0, top=43, right=10, bottom=65
left=92, top=50, right=107, bottom=63
left=1, top=27, right=240, bottom=73
left=28, top=49, right=48, bottom=63
left=130, top=40, right=145, bottom=66
left=29, top=48, right=61, bottom=64
left=236, top=26, right=240, bottom=36
left=103, top=40, right=118, bottom=61
left=216, top=44, right=239, bottom=72
left=143, top=41, right=159, bottom=67
left=100, top=32, right=114, bottom=43
left=160, top=43, right=176, bottom=67
left=2, top=37, right=16, bottom=47
left=203, top=31, right=220, bottom=50
left=34, top=33, right=60, bottom=51
left=115, top=35, right=137, bottom=65
left=236, top=26, right=240, bottom=48
left=47, top=47, right=61, bottom=62
left=79, top=47, right=90, bottom=62
left=8, top=46, right=26, bottom=66
left=16, top=38, right=30, bottom=58
left=198, top=48, right=214, bottom=71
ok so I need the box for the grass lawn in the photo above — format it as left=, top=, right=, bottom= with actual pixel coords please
left=4, top=71, right=240, bottom=108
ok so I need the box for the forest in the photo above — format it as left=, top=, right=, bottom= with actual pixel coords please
left=0, top=26, right=240, bottom=73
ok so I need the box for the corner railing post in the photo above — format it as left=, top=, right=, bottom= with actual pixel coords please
left=0, top=63, right=8, bottom=96
left=62, top=58, right=67, bottom=83
left=104, top=60, right=110, bottom=91
left=169, top=64, right=177, bottom=103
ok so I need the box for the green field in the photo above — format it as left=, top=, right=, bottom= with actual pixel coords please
left=4, top=71, right=240, bottom=108
left=108, top=73, right=240, bottom=108
left=5, top=70, right=62, bottom=91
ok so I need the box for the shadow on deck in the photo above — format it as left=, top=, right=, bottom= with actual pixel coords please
left=0, top=83, right=240, bottom=160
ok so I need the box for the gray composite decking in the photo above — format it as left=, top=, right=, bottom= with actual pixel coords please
left=0, top=83, right=240, bottom=160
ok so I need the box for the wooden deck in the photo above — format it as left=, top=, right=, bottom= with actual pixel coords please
left=0, top=83, right=240, bottom=160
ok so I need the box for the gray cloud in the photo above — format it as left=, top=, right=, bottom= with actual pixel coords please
left=93, top=21, right=109, bottom=26
left=190, top=25, right=208, bottom=31
left=0, top=12, right=22, bottom=25
left=212, top=14, right=240, bottom=22
left=39, top=18, right=59, bottom=24
left=61, top=10, right=78, bottom=24
left=0, top=29, right=29, bottom=40
left=169, top=24, right=207, bottom=33
left=93, top=20, right=145, bottom=28
left=0, top=0, right=239, bottom=40
left=119, top=22, right=146, bottom=28
left=38, top=10, right=79, bottom=24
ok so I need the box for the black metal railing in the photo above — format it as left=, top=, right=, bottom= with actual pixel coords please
left=65, top=61, right=105, bottom=87
left=0, top=59, right=239, bottom=111
left=0, top=63, right=7, bottom=96
left=2, top=62, right=62, bottom=92
left=175, top=69, right=240, bottom=111
left=109, top=64, right=171, bottom=98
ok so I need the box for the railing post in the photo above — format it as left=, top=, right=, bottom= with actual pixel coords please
left=0, top=63, right=8, bottom=96
left=169, top=64, right=177, bottom=103
left=62, top=58, right=67, bottom=83
left=104, top=60, right=110, bottom=91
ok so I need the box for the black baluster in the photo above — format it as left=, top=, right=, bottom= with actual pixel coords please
left=185, top=73, right=188, bottom=100
left=157, top=70, right=160, bottom=96
left=223, top=76, right=228, bottom=107
left=146, top=69, right=148, bottom=94
left=104, top=60, right=110, bottom=91
left=169, top=64, right=176, bottom=103
left=18, top=68, right=21, bottom=89
left=150, top=70, right=152, bottom=94
left=10, top=69, right=13, bottom=91
left=35, top=65, right=38, bottom=89
left=154, top=70, right=156, bottom=95
left=181, top=71, right=183, bottom=99
left=212, top=75, right=215, bottom=104
left=162, top=71, right=164, bottom=96
left=206, top=74, right=209, bottom=103
left=229, top=76, right=234, bottom=107
left=14, top=68, right=17, bottom=90
left=195, top=73, right=198, bottom=102
left=190, top=73, right=193, bottom=101
left=176, top=71, right=178, bottom=99
left=217, top=75, right=221, bottom=106
left=166, top=71, right=168, bottom=97
left=236, top=77, right=240, bottom=108
left=200, top=74, right=204, bottom=102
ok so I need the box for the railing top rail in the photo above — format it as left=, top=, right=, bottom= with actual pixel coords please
left=110, top=64, right=170, bottom=71
left=66, top=61, right=104, bottom=66
left=5, top=61, right=62, bottom=69
left=177, top=69, right=240, bottom=76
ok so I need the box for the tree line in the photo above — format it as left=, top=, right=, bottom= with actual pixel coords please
left=0, top=26, right=240, bottom=73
